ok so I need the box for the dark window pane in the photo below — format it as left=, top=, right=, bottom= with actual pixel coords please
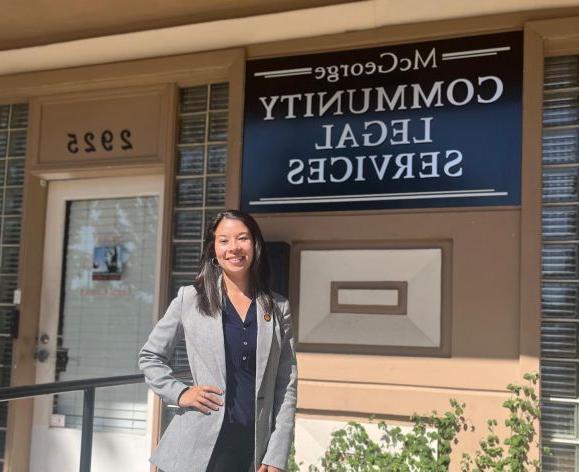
left=544, top=91, right=579, bottom=127
left=0, top=402, right=7, bottom=426
left=208, top=113, right=227, bottom=142
left=174, top=211, right=203, bottom=240
left=179, top=115, right=206, bottom=144
left=176, top=179, right=203, bottom=207
left=180, top=86, right=207, bottom=113
left=0, top=429, right=5, bottom=457
left=542, top=244, right=579, bottom=279
left=541, top=322, right=578, bottom=358
left=542, top=361, right=578, bottom=398
left=205, top=176, right=225, bottom=207
left=0, top=308, right=14, bottom=335
left=545, top=56, right=579, bottom=90
left=0, top=107, right=9, bottom=129
left=542, top=401, right=576, bottom=437
left=170, top=275, right=194, bottom=299
left=0, top=160, right=6, bottom=187
left=207, top=145, right=227, bottom=174
left=2, top=217, right=21, bottom=244
left=210, top=83, right=229, bottom=110
left=172, top=244, right=201, bottom=272
left=542, top=206, right=579, bottom=241
left=1, top=247, right=19, bottom=274
left=8, top=131, right=26, bottom=157
left=543, top=128, right=579, bottom=165
left=0, top=340, right=11, bottom=367
left=4, top=188, right=22, bottom=215
left=0, top=133, right=7, bottom=158
left=177, top=147, right=204, bottom=176
left=6, top=159, right=24, bottom=186
left=542, top=283, right=579, bottom=320
left=10, top=104, right=28, bottom=129
left=0, top=276, right=16, bottom=303
left=542, top=443, right=576, bottom=472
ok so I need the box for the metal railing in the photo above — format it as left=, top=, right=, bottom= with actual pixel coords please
left=0, top=370, right=189, bottom=472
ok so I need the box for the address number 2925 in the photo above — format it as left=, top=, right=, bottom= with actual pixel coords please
left=67, top=130, right=133, bottom=154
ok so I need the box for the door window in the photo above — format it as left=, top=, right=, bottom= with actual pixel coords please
left=54, top=196, right=158, bottom=433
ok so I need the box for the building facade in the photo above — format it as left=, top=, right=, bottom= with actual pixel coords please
left=1, top=1, right=579, bottom=470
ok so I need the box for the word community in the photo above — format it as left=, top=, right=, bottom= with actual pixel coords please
left=258, top=76, right=503, bottom=120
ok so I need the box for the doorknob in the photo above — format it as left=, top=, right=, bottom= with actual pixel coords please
left=34, top=349, right=49, bottom=362
left=35, top=333, right=50, bottom=362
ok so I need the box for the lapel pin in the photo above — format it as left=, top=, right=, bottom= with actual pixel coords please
left=264, top=313, right=271, bottom=322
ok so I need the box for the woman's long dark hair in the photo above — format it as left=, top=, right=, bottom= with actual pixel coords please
left=193, top=210, right=274, bottom=317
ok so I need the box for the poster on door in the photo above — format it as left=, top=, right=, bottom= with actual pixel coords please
left=92, top=245, right=123, bottom=280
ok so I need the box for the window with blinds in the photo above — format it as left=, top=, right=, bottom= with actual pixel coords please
left=0, top=103, right=27, bottom=472
left=541, top=55, right=579, bottom=471
left=55, top=196, right=159, bottom=433
left=162, top=84, right=229, bottom=432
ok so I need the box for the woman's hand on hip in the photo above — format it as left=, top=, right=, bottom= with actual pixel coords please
left=177, top=385, right=223, bottom=413
left=258, top=465, right=282, bottom=472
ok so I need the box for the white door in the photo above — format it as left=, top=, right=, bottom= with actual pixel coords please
left=29, top=175, right=164, bottom=472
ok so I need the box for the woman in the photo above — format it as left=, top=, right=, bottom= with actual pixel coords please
left=139, top=210, right=297, bottom=472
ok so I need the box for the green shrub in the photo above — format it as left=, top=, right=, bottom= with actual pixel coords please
left=461, top=373, right=545, bottom=472
left=288, top=442, right=301, bottom=472
left=296, top=373, right=544, bottom=472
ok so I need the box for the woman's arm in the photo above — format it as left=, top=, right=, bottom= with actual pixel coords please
left=138, top=286, right=190, bottom=406
left=261, top=298, right=298, bottom=470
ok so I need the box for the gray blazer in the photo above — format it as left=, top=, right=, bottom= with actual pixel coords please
left=138, top=285, right=298, bottom=472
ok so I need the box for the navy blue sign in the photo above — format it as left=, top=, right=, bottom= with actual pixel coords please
left=241, top=32, right=522, bottom=213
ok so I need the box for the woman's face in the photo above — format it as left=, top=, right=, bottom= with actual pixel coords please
left=214, top=218, right=255, bottom=279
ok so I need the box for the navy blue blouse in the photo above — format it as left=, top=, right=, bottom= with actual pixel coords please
left=221, top=296, right=257, bottom=430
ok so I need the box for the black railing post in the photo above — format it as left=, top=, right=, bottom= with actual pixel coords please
left=79, top=387, right=95, bottom=472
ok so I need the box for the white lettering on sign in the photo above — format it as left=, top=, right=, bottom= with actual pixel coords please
left=313, top=48, right=437, bottom=83
left=286, top=105, right=469, bottom=186
left=286, top=150, right=463, bottom=185
left=314, top=118, right=433, bottom=150
left=258, top=76, right=504, bottom=120
left=259, top=73, right=504, bottom=187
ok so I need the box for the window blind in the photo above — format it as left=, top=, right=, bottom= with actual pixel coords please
left=55, top=196, right=159, bottom=433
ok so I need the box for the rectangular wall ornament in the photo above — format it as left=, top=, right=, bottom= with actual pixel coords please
left=292, top=241, right=452, bottom=357
left=330, top=281, right=408, bottom=315
left=30, top=84, right=171, bottom=172
left=241, top=32, right=522, bottom=213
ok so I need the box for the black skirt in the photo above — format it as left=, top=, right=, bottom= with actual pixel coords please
left=206, top=423, right=255, bottom=472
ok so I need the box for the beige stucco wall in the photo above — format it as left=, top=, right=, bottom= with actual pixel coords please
left=258, top=209, right=527, bottom=468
